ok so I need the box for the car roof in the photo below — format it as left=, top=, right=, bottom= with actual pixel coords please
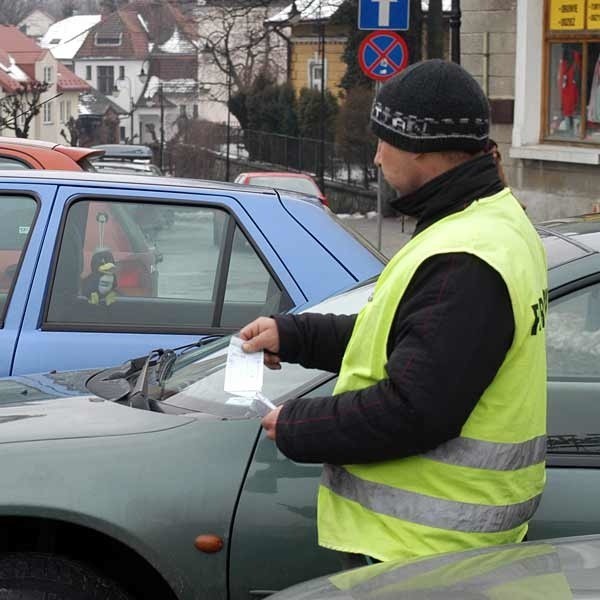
left=0, top=168, right=282, bottom=196
left=240, top=172, right=316, bottom=179
left=0, top=136, right=103, bottom=162
left=91, top=144, right=153, bottom=160
left=269, top=534, right=600, bottom=599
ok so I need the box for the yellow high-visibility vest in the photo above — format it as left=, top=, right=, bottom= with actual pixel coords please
left=318, top=188, right=548, bottom=562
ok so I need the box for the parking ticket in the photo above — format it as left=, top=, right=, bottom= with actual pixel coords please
left=224, top=336, right=264, bottom=396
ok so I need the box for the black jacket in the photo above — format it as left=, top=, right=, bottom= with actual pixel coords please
left=273, top=154, right=515, bottom=465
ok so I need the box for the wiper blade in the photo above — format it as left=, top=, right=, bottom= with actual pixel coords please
left=548, top=434, right=600, bottom=453
left=128, top=348, right=164, bottom=410
left=156, top=334, right=223, bottom=384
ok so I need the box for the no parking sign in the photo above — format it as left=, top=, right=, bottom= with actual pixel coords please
left=358, top=31, right=409, bottom=81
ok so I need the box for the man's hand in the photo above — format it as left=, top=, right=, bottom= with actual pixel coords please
left=261, top=406, right=282, bottom=440
left=239, top=317, right=282, bottom=370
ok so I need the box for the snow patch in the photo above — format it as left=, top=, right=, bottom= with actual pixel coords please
left=137, top=13, right=149, bottom=33
left=158, top=27, right=196, bottom=54
left=41, top=15, right=101, bottom=61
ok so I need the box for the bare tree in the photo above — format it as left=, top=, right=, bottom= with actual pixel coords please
left=195, top=0, right=291, bottom=123
left=0, top=0, right=37, bottom=24
left=0, top=81, right=51, bottom=138
left=60, top=116, right=80, bottom=146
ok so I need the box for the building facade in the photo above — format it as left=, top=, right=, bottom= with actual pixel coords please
left=74, top=0, right=198, bottom=145
left=461, top=0, right=600, bottom=220
left=0, top=26, right=88, bottom=144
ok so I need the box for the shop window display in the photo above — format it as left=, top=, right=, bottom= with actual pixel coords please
left=586, top=44, right=600, bottom=140
left=545, top=1, right=600, bottom=144
left=548, top=43, right=583, bottom=139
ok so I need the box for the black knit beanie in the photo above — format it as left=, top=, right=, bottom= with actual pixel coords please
left=370, top=59, right=490, bottom=154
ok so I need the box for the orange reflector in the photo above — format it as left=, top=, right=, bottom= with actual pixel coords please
left=194, top=534, right=224, bottom=553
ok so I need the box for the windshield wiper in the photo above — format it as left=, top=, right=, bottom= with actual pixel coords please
left=127, top=335, right=225, bottom=410
left=128, top=348, right=164, bottom=411
left=156, top=335, right=223, bottom=384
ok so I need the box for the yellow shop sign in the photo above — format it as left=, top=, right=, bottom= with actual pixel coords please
left=588, top=0, right=600, bottom=28
left=550, top=0, right=585, bottom=29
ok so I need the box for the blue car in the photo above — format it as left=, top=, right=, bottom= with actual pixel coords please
left=0, top=171, right=384, bottom=376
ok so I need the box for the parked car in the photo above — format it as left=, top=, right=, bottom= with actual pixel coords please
left=269, top=534, right=600, bottom=599
left=235, top=171, right=328, bottom=206
left=1, top=217, right=600, bottom=598
left=90, top=144, right=163, bottom=177
left=0, top=170, right=384, bottom=376
left=93, top=161, right=163, bottom=177
left=0, top=136, right=102, bottom=171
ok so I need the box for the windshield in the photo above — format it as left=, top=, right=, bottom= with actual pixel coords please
left=160, top=281, right=375, bottom=418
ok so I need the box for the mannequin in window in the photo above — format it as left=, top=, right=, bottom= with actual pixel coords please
left=588, top=52, right=600, bottom=126
left=557, top=47, right=582, bottom=133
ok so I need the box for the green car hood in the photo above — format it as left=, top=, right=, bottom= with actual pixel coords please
left=0, top=373, right=193, bottom=443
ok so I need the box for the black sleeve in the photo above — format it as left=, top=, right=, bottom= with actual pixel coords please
left=275, top=253, right=515, bottom=464
left=273, top=313, right=357, bottom=373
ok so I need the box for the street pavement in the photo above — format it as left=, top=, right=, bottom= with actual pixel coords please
left=341, top=213, right=416, bottom=259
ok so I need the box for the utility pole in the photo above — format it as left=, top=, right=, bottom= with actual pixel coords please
left=159, top=83, right=165, bottom=172
left=317, top=0, right=326, bottom=191
left=226, top=63, right=232, bottom=181
left=450, top=0, right=462, bottom=64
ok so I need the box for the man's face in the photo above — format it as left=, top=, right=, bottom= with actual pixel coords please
left=374, top=140, right=424, bottom=196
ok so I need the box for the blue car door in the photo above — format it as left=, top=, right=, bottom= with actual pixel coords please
left=0, top=184, right=56, bottom=377
left=12, top=185, right=305, bottom=375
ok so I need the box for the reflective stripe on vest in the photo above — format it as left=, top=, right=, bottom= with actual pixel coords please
left=424, top=434, right=547, bottom=471
left=322, top=464, right=543, bottom=534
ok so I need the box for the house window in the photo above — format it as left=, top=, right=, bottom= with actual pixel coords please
left=85, top=65, right=92, bottom=80
left=95, top=33, right=122, bottom=46
left=544, top=1, right=600, bottom=143
left=180, top=105, right=187, bottom=117
left=97, top=66, right=115, bottom=96
left=60, top=101, right=65, bottom=123
left=120, top=126, right=126, bottom=141
left=43, top=101, right=53, bottom=124
left=193, top=104, right=199, bottom=118
left=43, top=66, right=53, bottom=84
left=119, top=66, right=125, bottom=80
left=66, top=100, right=72, bottom=120
left=308, top=58, right=327, bottom=91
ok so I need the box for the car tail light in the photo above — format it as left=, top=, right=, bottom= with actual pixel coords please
left=320, top=196, right=329, bottom=207
left=118, top=266, right=142, bottom=289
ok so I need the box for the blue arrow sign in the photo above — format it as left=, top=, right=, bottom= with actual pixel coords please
left=358, top=0, right=410, bottom=30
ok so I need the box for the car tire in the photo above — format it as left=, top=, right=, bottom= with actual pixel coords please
left=0, top=553, right=132, bottom=600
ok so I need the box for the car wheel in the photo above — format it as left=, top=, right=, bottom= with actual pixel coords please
left=0, top=553, right=132, bottom=600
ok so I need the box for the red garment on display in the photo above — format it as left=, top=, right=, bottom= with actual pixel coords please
left=558, top=51, right=581, bottom=117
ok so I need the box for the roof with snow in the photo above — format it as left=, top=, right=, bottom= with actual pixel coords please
left=267, top=0, right=345, bottom=23
left=0, top=25, right=88, bottom=93
left=79, top=88, right=127, bottom=117
left=268, top=0, right=452, bottom=23
left=41, top=15, right=102, bottom=61
left=75, top=0, right=197, bottom=61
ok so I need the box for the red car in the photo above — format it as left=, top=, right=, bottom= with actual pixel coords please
left=0, top=138, right=157, bottom=297
left=234, top=171, right=328, bottom=206
left=0, top=137, right=102, bottom=171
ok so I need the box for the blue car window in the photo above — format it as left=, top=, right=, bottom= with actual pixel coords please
left=0, top=195, right=37, bottom=325
left=44, top=199, right=290, bottom=332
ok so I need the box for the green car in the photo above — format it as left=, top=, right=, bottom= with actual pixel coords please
left=0, top=217, right=600, bottom=599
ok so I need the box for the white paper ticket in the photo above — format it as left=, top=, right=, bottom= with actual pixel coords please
left=224, top=336, right=264, bottom=396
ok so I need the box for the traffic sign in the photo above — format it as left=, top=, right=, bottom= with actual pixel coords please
left=358, top=31, right=409, bottom=81
left=358, top=0, right=410, bottom=30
